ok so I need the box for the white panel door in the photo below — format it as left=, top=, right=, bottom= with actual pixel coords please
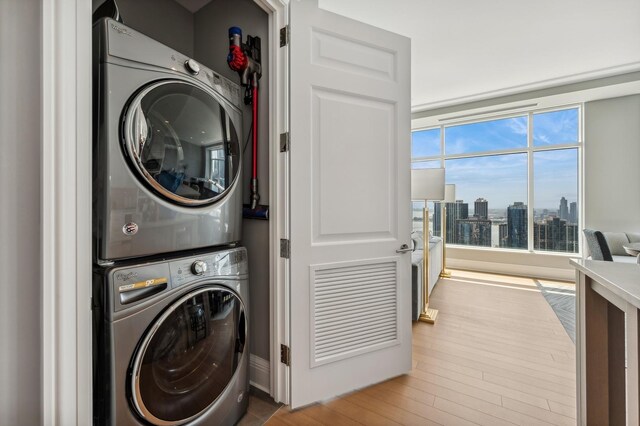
left=289, top=0, right=412, bottom=408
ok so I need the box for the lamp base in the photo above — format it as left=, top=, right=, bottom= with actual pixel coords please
left=418, top=307, right=439, bottom=324
left=440, top=270, right=452, bottom=279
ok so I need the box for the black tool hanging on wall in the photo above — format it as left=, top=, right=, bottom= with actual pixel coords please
left=227, top=26, right=263, bottom=212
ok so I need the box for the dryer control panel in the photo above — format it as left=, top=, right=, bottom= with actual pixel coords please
left=100, top=18, right=243, bottom=109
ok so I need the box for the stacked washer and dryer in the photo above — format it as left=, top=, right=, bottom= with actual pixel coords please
left=92, top=18, right=250, bottom=426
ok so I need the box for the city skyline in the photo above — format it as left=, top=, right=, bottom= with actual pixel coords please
left=413, top=194, right=579, bottom=253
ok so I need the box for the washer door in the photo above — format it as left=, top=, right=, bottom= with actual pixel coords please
left=123, top=80, right=241, bottom=206
left=131, top=286, right=246, bottom=425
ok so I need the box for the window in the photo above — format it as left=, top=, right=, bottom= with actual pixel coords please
left=445, top=116, right=527, bottom=155
left=411, top=106, right=581, bottom=254
left=207, top=145, right=226, bottom=190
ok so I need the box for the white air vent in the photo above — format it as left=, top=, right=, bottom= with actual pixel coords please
left=310, top=259, right=399, bottom=367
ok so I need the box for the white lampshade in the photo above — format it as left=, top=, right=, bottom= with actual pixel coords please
left=411, top=168, right=445, bottom=201
left=444, top=184, right=456, bottom=203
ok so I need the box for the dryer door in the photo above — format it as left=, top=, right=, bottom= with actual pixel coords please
left=130, top=286, right=246, bottom=425
left=123, top=80, right=241, bottom=206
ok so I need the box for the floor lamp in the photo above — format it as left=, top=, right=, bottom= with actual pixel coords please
left=440, top=184, right=456, bottom=279
left=411, top=168, right=445, bottom=324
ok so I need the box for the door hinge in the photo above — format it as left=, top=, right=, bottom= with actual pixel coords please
left=280, top=132, right=289, bottom=152
left=280, top=344, right=291, bottom=366
left=280, top=25, right=289, bottom=47
left=280, top=239, right=290, bottom=259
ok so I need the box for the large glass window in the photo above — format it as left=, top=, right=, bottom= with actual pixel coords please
left=442, top=154, right=528, bottom=249
left=533, top=108, right=579, bottom=146
left=412, top=128, right=441, bottom=158
left=411, top=106, right=581, bottom=254
left=533, top=149, right=579, bottom=253
left=445, top=116, right=528, bottom=155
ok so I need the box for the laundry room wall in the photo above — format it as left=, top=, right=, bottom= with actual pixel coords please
left=0, top=0, right=42, bottom=424
left=193, top=0, right=272, bottom=365
left=92, top=0, right=195, bottom=56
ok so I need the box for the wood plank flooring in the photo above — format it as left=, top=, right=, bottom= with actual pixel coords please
left=267, top=270, right=576, bottom=425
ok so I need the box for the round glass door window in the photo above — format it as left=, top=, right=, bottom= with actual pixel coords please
left=131, top=287, right=246, bottom=425
left=123, top=80, right=240, bottom=206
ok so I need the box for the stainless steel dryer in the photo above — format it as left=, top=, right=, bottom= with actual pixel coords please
left=93, top=247, right=249, bottom=426
left=93, top=18, right=244, bottom=262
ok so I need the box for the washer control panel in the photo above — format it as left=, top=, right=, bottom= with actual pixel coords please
left=109, top=248, right=248, bottom=313
left=191, top=260, right=207, bottom=275
left=169, top=248, right=248, bottom=288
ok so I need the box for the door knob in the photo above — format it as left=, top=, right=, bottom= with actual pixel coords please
left=396, top=244, right=413, bottom=253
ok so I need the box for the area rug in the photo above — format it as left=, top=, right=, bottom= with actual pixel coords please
left=535, top=279, right=576, bottom=343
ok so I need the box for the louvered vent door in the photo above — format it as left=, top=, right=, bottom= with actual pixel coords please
left=311, top=260, right=399, bottom=367
left=288, top=0, right=412, bottom=409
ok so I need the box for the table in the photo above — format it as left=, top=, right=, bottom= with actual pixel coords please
left=623, top=242, right=640, bottom=256
left=572, top=259, right=640, bottom=425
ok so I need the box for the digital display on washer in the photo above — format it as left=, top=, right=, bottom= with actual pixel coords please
left=124, top=80, right=240, bottom=206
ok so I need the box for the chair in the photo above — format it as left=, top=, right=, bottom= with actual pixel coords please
left=583, top=229, right=613, bottom=261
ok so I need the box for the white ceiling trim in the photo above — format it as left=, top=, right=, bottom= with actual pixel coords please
left=411, top=61, right=640, bottom=113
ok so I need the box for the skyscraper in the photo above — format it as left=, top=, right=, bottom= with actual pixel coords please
left=534, top=217, right=579, bottom=253
left=569, top=202, right=577, bottom=224
left=457, top=217, right=492, bottom=247
left=498, top=223, right=508, bottom=248
left=474, top=198, right=488, bottom=219
left=559, top=197, right=569, bottom=221
left=434, top=200, right=468, bottom=243
left=506, top=202, right=527, bottom=249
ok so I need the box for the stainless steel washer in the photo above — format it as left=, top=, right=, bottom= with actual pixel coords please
left=93, top=247, right=249, bottom=425
left=93, top=18, right=244, bottom=262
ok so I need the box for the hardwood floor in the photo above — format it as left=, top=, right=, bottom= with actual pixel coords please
left=267, top=270, right=577, bottom=426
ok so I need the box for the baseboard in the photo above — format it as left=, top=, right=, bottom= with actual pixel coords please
left=447, top=258, right=575, bottom=281
left=249, top=354, right=271, bottom=393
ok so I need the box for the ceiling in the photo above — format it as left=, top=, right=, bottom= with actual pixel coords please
left=319, top=0, right=640, bottom=111
left=175, top=0, right=640, bottom=111
left=173, top=0, right=212, bottom=13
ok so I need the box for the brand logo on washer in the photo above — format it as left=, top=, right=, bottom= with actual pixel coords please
left=122, top=222, right=139, bottom=236
left=115, top=271, right=138, bottom=282
left=110, top=23, right=132, bottom=36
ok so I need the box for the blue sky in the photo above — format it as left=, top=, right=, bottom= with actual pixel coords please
left=412, top=108, right=579, bottom=210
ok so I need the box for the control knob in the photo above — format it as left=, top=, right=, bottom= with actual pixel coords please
left=191, top=260, right=207, bottom=276
left=184, top=59, right=200, bottom=75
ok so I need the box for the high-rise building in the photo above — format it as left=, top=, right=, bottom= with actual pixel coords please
left=506, top=202, right=527, bottom=249
left=474, top=198, right=488, bottom=219
left=559, top=197, right=569, bottom=221
left=569, top=202, right=577, bottom=224
left=534, top=217, right=578, bottom=253
left=434, top=200, right=468, bottom=243
left=457, top=217, right=492, bottom=247
left=498, top=223, right=508, bottom=247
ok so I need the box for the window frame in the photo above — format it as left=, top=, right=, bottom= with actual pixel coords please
left=411, top=104, right=583, bottom=256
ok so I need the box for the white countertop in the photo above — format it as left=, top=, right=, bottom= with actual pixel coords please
left=571, top=258, right=640, bottom=308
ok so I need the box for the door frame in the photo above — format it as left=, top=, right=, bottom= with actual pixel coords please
left=252, top=0, right=289, bottom=405
left=41, top=0, right=93, bottom=423
left=41, top=0, right=289, bottom=424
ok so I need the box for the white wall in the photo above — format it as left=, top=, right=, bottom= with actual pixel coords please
left=584, top=94, right=640, bottom=233
left=0, top=0, right=42, bottom=424
left=193, top=0, right=271, bottom=362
